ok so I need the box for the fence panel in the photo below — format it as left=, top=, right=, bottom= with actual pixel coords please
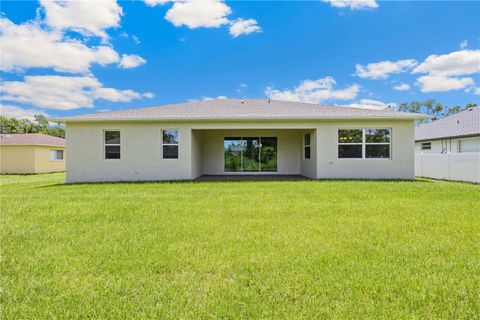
left=415, top=153, right=480, bottom=183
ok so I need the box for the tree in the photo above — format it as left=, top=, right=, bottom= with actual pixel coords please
left=0, top=115, right=65, bottom=138
left=397, top=100, right=477, bottom=122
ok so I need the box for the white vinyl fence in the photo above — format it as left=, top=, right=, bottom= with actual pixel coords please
left=415, top=153, right=480, bottom=183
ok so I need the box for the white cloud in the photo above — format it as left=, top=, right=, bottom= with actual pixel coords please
left=1, top=76, right=153, bottom=110
left=119, top=54, right=147, bottom=69
left=0, top=104, right=48, bottom=120
left=393, top=83, right=411, bottom=91
left=474, top=87, right=480, bottom=96
left=165, top=0, right=231, bottom=28
left=415, top=75, right=474, bottom=93
left=40, top=0, right=123, bottom=38
left=0, top=18, right=119, bottom=73
left=344, top=99, right=395, bottom=110
left=355, top=59, right=417, bottom=79
left=229, top=18, right=261, bottom=37
left=412, top=50, right=480, bottom=92
left=412, top=50, right=480, bottom=77
left=322, top=0, right=378, bottom=10
left=144, top=0, right=173, bottom=6
left=265, top=77, right=360, bottom=104
left=460, top=40, right=468, bottom=50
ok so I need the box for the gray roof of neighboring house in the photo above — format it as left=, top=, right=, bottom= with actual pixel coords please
left=0, top=133, right=65, bottom=146
left=52, top=99, right=429, bottom=123
left=415, top=107, right=480, bottom=141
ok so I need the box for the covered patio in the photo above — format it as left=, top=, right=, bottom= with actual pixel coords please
left=190, top=128, right=317, bottom=179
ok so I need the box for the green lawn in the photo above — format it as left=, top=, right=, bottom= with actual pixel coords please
left=1, top=173, right=479, bottom=319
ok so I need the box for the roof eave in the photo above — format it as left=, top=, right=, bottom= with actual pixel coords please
left=51, top=114, right=430, bottom=123
left=415, top=133, right=480, bottom=142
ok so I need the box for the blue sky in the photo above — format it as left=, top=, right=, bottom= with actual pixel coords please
left=1, top=0, right=479, bottom=118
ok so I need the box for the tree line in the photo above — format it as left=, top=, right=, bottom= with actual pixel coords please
left=398, top=100, right=477, bottom=122
left=0, top=115, right=65, bottom=138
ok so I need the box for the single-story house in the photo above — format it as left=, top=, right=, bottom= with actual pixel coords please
left=53, top=99, right=428, bottom=183
left=0, top=133, right=66, bottom=174
left=415, top=106, right=480, bottom=183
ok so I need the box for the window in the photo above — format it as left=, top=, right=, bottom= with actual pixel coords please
left=304, top=133, right=311, bottom=159
left=365, top=129, right=390, bottom=158
left=163, top=130, right=179, bottom=159
left=421, top=142, right=431, bottom=150
left=338, top=129, right=363, bottom=158
left=458, top=139, right=480, bottom=153
left=50, top=150, right=64, bottom=160
left=338, top=128, right=391, bottom=159
left=105, top=130, right=120, bottom=159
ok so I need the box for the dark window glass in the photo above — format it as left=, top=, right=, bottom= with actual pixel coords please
left=421, top=142, right=431, bottom=150
left=338, top=145, right=362, bottom=158
left=365, top=129, right=390, bottom=143
left=304, top=146, right=311, bottom=159
left=366, top=145, right=390, bottom=158
left=304, top=133, right=310, bottom=146
left=338, top=129, right=362, bottom=143
left=105, top=131, right=120, bottom=144
left=260, top=137, right=277, bottom=172
left=105, top=145, right=120, bottom=159
left=163, top=145, right=178, bottom=159
left=56, top=150, right=64, bottom=160
left=224, top=138, right=243, bottom=172
left=163, top=130, right=178, bottom=144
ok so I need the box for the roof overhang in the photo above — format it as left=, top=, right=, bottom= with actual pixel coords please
left=51, top=114, right=432, bottom=123
left=415, top=133, right=480, bottom=142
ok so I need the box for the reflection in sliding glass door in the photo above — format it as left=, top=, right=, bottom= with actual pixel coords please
left=224, top=137, right=277, bottom=172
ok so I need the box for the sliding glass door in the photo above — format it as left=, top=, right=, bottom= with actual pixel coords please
left=224, top=137, right=277, bottom=172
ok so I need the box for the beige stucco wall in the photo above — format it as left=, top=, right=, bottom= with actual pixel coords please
left=415, top=136, right=480, bottom=155
left=0, top=145, right=65, bottom=174
left=300, top=129, right=317, bottom=179
left=65, top=119, right=415, bottom=182
left=66, top=122, right=192, bottom=183
left=316, top=120, right=415, bottom=179
left=191, top=130, right=203, bottom=179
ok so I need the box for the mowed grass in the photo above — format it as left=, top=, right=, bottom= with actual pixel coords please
left=1, top=173, right=479, bottom=319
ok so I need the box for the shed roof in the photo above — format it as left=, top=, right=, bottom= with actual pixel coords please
left=0, top=133, right=65, bottom=146
left=52, top=99, right=429, bottom=122
left=415, top=107, right=480, bottom=141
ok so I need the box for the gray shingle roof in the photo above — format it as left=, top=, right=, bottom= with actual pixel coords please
left=415, top=107, right=480, bottom=141
left=0, top=133, right=65, bottom=146
left=52, top=99, right=428, bottom=122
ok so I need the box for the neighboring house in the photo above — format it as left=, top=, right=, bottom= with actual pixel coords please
left=415, top=107, right=480, bottom=183
left=53, top=99, right=428, bottom=183
left=0, top=133, right=66, bottom=174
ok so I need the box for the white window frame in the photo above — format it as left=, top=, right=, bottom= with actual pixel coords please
left=50, top=149, right=64, bottom=161
left=162, top=129, right=179, bottom=160
left=104, top=130, right=121, bottom=160
left=337, top=128, right=392, bottom=160
left=304, top=133, right=311, bottom=160
left=458, top=138, right=480, bottom=153
left=421, top=142, right=432, bottom=150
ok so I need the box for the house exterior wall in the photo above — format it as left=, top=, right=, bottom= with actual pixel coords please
left=66, top=122, right=192, bottom=183
left=300, top=129, right=317, bottom=179
left=0, top=145, right=65, bottom=174
left=191, top=130, right=203, bottom=179
left=316, top=120, right=414, bottom=179
left=34, top=146, right=66, bottom=173
left=415, top=136, right=480, bottom=154
left=65, top=119, right=415, bottom=182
